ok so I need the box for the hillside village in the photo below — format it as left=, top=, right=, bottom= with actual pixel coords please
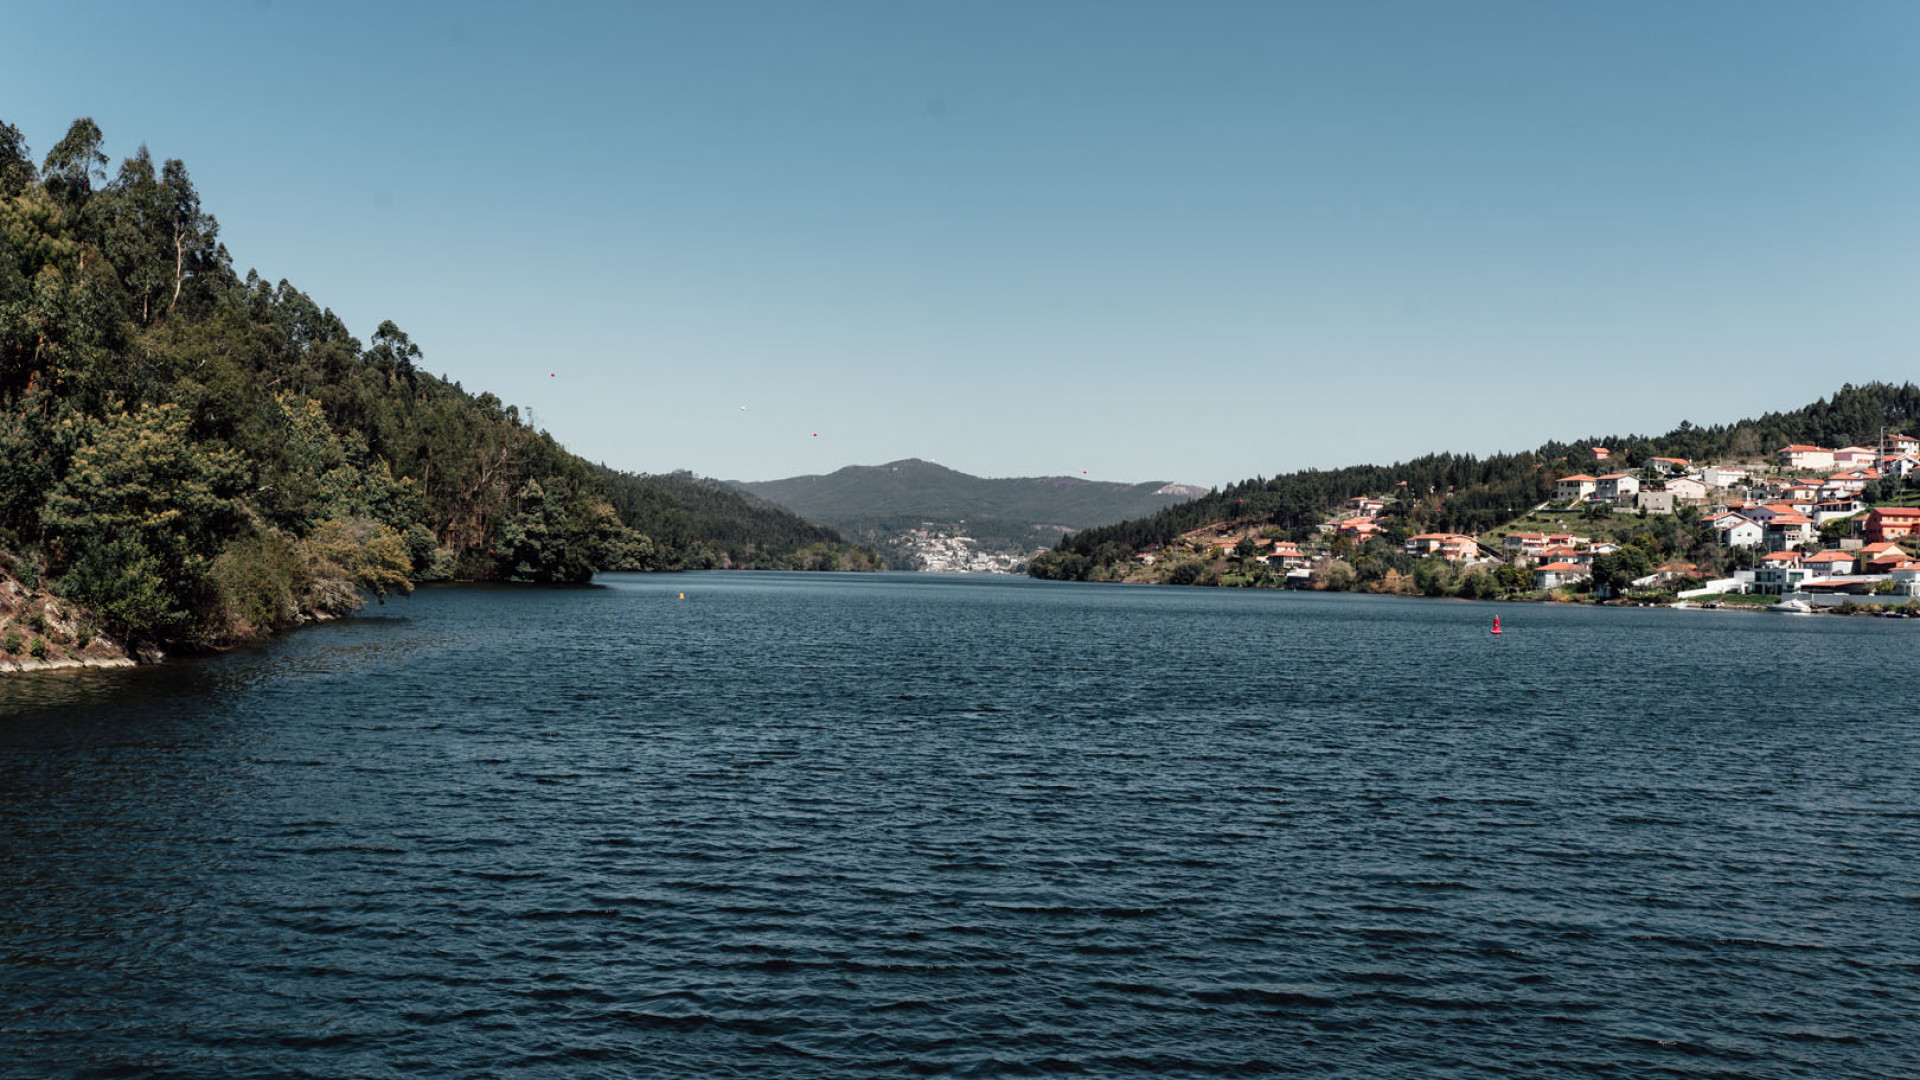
left=1126, top=433, right=1920, bottom=609
left=892, top=524, right=1035, bottom=574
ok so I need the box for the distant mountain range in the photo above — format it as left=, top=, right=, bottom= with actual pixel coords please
left=728, top=459, right=1205, bottom=554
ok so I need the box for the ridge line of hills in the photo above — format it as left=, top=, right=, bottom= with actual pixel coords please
left=727, top=458, right=1206, bottom=567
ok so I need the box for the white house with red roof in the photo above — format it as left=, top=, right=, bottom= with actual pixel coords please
left=1535, top=544, right=1593, bottom=567
left=1881, top=433, right=1919, bottom=459
left=1647, top=456, right=1691, bottom=473
left=1712, top=513, right=1763, bottom=548
left=1762, top=511, right=1817, bottom=551
left=1754, top=554, right=1819, bottom=595
left=1266, top=542, right=1314, bottom=570
left=1801, top=549, right=1857, bottom=575
left=1593, top=473, right=1640, bottom=501
left=1534, top=561, right=1589, bottom=589
left=1662, top=476, right=1708, bottom=501
left=1556, top=474, right=1597, bottom=501
left=1834, top=446, right=1878, bottom=467
left=1403, top=533, right=1482, bottom=563
left=1503, top=533, right=1549, bottom=556
left=1823, top=468, right=1879, bottom=494
left=1777, top=445, right=1835, bottom=470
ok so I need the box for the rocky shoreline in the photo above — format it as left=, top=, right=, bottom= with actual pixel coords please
left=0, top=572, right=138, bottom=674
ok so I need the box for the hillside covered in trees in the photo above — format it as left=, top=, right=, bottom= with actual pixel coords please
left=1031, top=382, right=1920, bottom=582
left=731, top=458, right=1203, bottom=559
left=0, top=117, right=875, bottom=655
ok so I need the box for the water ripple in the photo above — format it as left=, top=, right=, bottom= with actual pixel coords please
left=3, top=574, right=1917, bottom=1078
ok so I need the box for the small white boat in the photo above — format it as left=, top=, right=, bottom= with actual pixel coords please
left=1768, top=599, right=1813, bottom=614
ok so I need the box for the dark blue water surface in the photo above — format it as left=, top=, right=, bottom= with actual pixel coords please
left=2, top=573, right=1916, bottom=1078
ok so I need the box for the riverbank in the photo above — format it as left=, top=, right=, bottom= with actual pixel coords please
left=0, top=571, right=137, bottom=672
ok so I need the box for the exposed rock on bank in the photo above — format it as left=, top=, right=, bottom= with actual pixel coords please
left=0, top=572, right=136, bottom=674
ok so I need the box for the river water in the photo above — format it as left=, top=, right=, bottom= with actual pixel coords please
left=2, top=573, right=1915, bottom=1078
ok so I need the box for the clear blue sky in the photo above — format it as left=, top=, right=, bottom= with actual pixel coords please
left=6, top=1, right=1917, bottom=487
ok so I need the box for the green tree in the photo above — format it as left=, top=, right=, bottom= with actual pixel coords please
left=495, top=478, right=621, bottom=583
left=1589, top=548, right=1653, bottom=597
left=0, top=121, right=33, bottom=196
left=41, top=118, right=107, bottom=207
left=368, top=319, right=421, bottom=387
left=43, top=403, right=245, bottom=640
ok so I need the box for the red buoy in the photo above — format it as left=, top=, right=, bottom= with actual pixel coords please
left=1491, top=616, right=1502, bottom=636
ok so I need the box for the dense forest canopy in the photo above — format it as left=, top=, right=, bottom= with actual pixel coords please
left=1033, top=382, right=1920, bottom=581
left=0, top=117, right=875, bottom=650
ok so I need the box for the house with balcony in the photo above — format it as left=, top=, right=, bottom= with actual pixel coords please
left=1534, top=561, right=1590, bottom=589
left=1556, top=474, right=1598, bottom=501
left=1813, top=498, right=1865, bottom=523
left=1777, top=445, right=1836, bottom=471
left=1266, top=542, right=1314, bottom=570
left=1800, top=550, right=1857, bottom=575
left=1763, top=511, right=1817, bottom=551
left=1534, top=544, right=1593, bottom=567
left=1753, top=561, right=1819, bottom=595
left=1593, top=473, right=1640, bottom=501
left=1864, top=506, right=1920, bottom=543
left=1403, top=533, right=1482, bottom=563
left=1334, top=516, right=1381, bottom=541
left=1835, top=446, right=1878, bottom=467
left=1503, top=533, right=1549, bottom=556
left=1881, top=433, right=1919, bottom=459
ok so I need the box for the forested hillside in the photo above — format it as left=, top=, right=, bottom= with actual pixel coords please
left=732, top=458, right=1202, bottom=555
left=1032, top=382, right=1920, bottom=580
left=0, top=118, right=874, bottom=653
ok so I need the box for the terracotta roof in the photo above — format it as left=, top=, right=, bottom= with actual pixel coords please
left=1871, top=506, right=1920, bottom=517
left=1802, top=550, right=1854, bottom=563
left=1778, top=444, right=1831, bottom=453
left=1557, top=474, right=1597, bottom=482
left=1536, top=562, right=1586, bottom=572
left=1762, top=552, right=1801, bottom=562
